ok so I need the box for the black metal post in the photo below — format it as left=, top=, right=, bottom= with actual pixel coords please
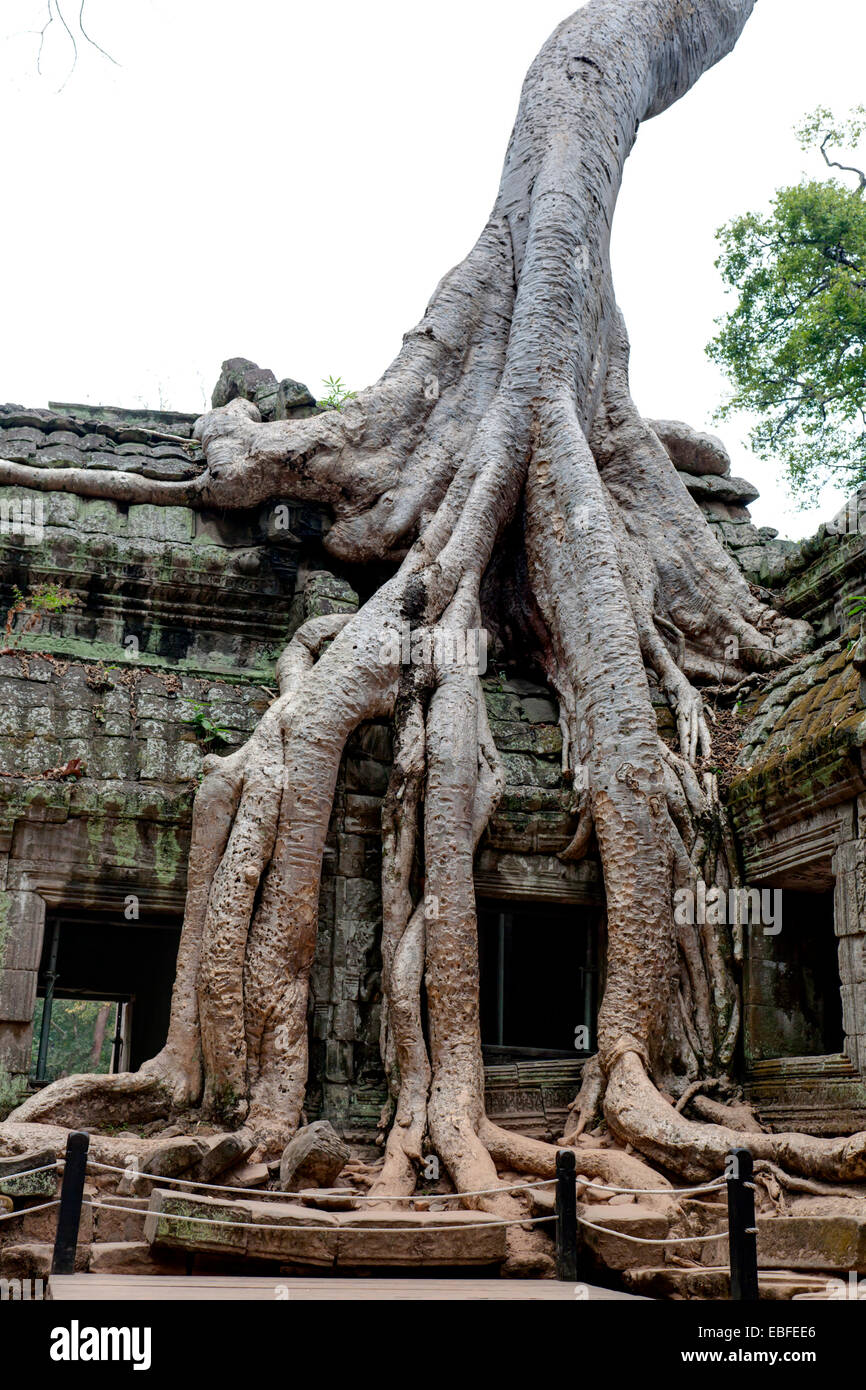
left=726, top=1146, right=759, bottom=1301
left=555, top=1148, right=578, bottom=1281
left=51, top=1130, right=90, bottom=1275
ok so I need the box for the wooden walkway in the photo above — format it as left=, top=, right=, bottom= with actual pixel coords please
left=50, top=1273, right=646, bottom=1301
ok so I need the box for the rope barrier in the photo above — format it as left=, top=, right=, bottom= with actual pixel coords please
left=577, top=1177, right=726, bottom=1197
left=50, top=1137, right=759, bottom=1299
left=575, top=1213, right=729, bottom=1245
left=90, top=1198, right=555, bottom=1234
left=0, top=1198, right=61, bottom=1222
left=85, top=1158, right=556, bottom=1201
left=0, top=1161, right=61, bottom=1182
left=333, top=1179, right=557, bottom=1201
left=85, top=1157, right=724, bottom=1202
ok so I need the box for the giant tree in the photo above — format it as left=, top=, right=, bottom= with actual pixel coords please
left=7, top=0, right=866, bottom=1200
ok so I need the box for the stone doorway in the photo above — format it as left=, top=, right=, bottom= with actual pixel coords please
left=476, top=898, right=600, bottom=1063
left=31, top=906, right=182, bottom=1082
left=744, top=886, right=843, bottom=1063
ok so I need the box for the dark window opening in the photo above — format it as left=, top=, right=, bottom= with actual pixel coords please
left=477, top=899, right=600, bottom=1062
left=745, top=887, right=843, bottom=1062
left=31, top=906, right=182, bottom=1084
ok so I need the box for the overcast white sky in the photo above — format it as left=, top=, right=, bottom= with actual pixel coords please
left=2, top=0, right=865, bottom=538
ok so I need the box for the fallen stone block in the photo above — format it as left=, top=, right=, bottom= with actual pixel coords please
left=195, top=1133, right=254, bottom=1185
left=221, top=1162, right=270, bottom=1191
left=279, top=1121, right=350, bottom=1192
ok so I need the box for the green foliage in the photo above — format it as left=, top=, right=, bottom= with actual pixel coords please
left=184, top=700, right=230, bottom=746
left=4, top=582, right=79, bottom=648
left=709, top=107, right=866, bottom=501
left=30, top=998, right=116, bottom=1082
left=845, top=595, right=866, bottom=618
left=0, top=1061, right=26, bottom=1120
left=317, top=375, right=357, bottom=412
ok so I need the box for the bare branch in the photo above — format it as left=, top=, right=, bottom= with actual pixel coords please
left=820, top=132, right=866, bottom=194
left=32, top=0, right=119, bottom=85
left=35, top=0, right=53, bottom=75
left=78, top=0, right=119, bottom=67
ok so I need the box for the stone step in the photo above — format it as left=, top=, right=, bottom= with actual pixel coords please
left=91, top=1195, right=150, bottom=1244
left=88, top=1242, right=182, bottom=1275
left=0, top=1242, right=53, bottom=1279
left=0, top=1194, right=92, bottom=1247
left=623, top=1265, right=843, bottom=1301
left=756, top=1215, right=866, bottom=1272
left=144, top=1190, right=507, bottom=1267
left=576, top=1203, right=673, bottom=1271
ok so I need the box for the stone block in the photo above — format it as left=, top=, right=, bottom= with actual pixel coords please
left=337, top=833, right=366, bottom=878
left=0, top=1148, right=58, bottom=1198
left=841, top=981, right=866, bottom=1037
left=333, top=1001, right=359, bottom=1040
left=325, top=1040, right=353, bottom=1084
left=343, top=795, right=381, bottom=835
left=144, top=1191, right=505, bottom=1268
left=340, top=878, right=380, bottom=917
left=0, top=891, right=46, bottom=971
left=519, top=696, right=559, bottom=724
left=576, top=1205, right=671, bottom=1271
left=127, top=504, right=194, bottom=544
left=0, top=1244, right=54, bottom=1286
left=144, top=1191, right=248, bottom=1256
left=333, top=1209, right=506, bottom=1268
left=245, top=1201, right=336, bottom=1264
left=838, top=934, right=866, bottom=985
left=279, top=1121, right=349, bottom=1192
left=0, top=1022, right=34, bottom=1074
left=88, top=1241, right=182, bottom=1275
left=501, top=752, right=562, bottom=789
left=0, top=968, right=37, bottom=1023
left=9, top=1196, right=92, bottom=1250
left=757, top=1214, right=866, bottom=1272
left=92, top=1195, right=149, bottom=1243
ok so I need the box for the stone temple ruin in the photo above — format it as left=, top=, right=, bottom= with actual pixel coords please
left=2, top=359, right=866, bottom=1290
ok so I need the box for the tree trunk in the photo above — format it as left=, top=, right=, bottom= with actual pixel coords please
left=88, top=1004, right=112, bottom=1070
left=9, top=0, right=866, bottom=1193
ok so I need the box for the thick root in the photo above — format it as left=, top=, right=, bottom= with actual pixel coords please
left=605, top=1051, right=866, bottom=1184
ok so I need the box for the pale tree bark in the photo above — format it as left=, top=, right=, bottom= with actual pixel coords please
left=10, top=0, right=866, bottom=1194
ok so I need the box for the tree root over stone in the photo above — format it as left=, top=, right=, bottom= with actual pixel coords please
left=7, top=1, right=866, bottom=1224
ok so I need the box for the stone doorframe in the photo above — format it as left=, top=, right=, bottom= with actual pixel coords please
left=0, top=872, right=186, bottom=1081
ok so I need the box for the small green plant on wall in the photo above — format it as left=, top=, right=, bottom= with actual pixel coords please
left=317, top=375, right=357, bottom=412
left=184, top=700, right=231, bottom=746
left=3, top=582, right=79, bottom=650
